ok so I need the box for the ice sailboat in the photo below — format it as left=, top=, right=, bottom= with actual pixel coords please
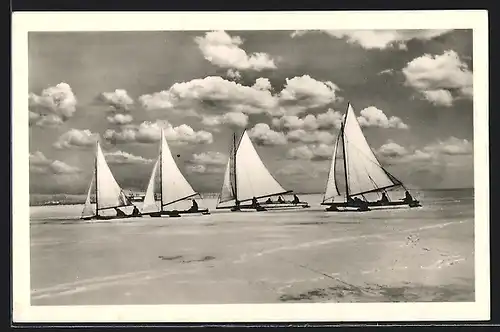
left=81, top=141, right=140, bottom=220
left=141, top=129, right=209, bottom=217
left=321, top=102, right=421, bottom=212
left=216, top=130, right=310, bottom=212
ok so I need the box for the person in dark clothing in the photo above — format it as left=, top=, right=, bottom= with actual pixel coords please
left=277, top=196, right=284, bottom=203
left=380, top=192, right=389, bottom=204
left=251, top=197, right=260, bottom=208
left=188, top=199, right=199, bottom=212
left=115, top=207, right=127, bottom=217
left=265, top=198, right=272, bottom=204
left=131, top=206, right=141, bottom=216
left=292, top=194, right=300, bottom=205
left=403, top=190, right=414, bottom=203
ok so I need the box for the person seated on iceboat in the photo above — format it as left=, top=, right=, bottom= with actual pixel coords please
left=379, top=192, right=389, bottom=204
left=292, top=194, right=300, bottom=205
left=402, top=190, right=415, bottom=203
left=277, top=196, right=285, bottom=204
left=115, top=207, right=127, bottom=217
left=250, top=197, right=261, bottom=209
left=130, top=205, right=141, bottom=216
left=265, top=198, right=273, bottom=204
left=188, top=199, right=199, bottom=212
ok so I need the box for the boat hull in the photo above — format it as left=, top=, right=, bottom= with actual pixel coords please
left=322, top=200, right=421, bottom=212
left=143, top=209, right=210, bottom=218
left=217, top=202, right=310, bottom=212
left=80, top=214, right=141, bottom=221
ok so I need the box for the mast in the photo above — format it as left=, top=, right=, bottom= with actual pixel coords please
left=95, top=140, right=99, bottom=216
left=233, top=131, right=238, bottom=204
left=341, top=104, right=350, bottom=201
left=160, top=129, right=164, bottom=210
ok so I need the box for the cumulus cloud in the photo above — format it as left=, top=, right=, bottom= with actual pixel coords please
left=30, top=113, right=64, bottom=128
left=138, top=75, right=341, bottom=117
left=189, top=151, right=228, bottom=166
left=104, top=120, right=213, bottom=145
left=278, top=75, right=342, bottom=114
left=402, top=50, right=473, bottom=106
left=287, top=129, right=335, bottom=144
left=378, top=69, right=394, bottom=75
left=248, top=123, right=287, bottom=146
left=357, top=106, right=409, bottom=129
left=272, top=109, right=343, bottom=132
left=106, top=113, right=134, bottom=125
left=104, top=150, right=153, bottom=165
left=291, top=29, right=452, bottom=50
left=201, top=111, right=249, bottom=128
left=99, top=89, right=134, bottom=111
left=29, top=82, right=77, bottom=125
left=376, top=137, right=472, bottom=165
left=287, top=143, right=333, bottom=161
left=226, top=69, right=242, bottom=80
left=29, top=151, right=81, bottom=174
left=185, top=164, right=225, bottom=174
left=194, top=30, right=277, bottom=71
left=53, top=129, right=100, bottom=149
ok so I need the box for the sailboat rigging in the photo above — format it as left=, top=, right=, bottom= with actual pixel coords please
left=80, top=141, right=140, bottom=220
left=141, top=129, right=209, bottom=217
left=321, top=102, right=421, bottom=212
left=216, top=129, right=310, bottom=211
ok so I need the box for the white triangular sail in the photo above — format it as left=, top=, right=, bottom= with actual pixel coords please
left=81, top=174, right=95, bottom=218
left=159, top=130, right=198, bottom=206
left=323, top=133, right=341, bottom=202
left=341, top=103, right=399, bottom=197
left=95, top=141, right=130, bottom=209
left=219, top=131, right=288, bottom=204
left=142, top=157, right=160, bottom=213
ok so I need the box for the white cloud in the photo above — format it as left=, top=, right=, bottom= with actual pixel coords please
left=30, top=113, right=64, bottom=128
left=287, top=129, right=335, bottom=144
left=377, top=141, right=409, bottom=158
left=29, top=151, right=81, bottom=174
left=272, top=108, right=343, bottom=132
left=292, top=29, right=453, bottom=50
left=194, top=30, right=277, bottom=71
left=106, top=113, right=134, bottom=125
left=378, top=69, right=394, bottom=75
left=279, top=75, right=342, bottom=114
left=226, top=69, right=242, bottom=80
left=185, top=164, right=225, bottom=174
left=138, top=75, right=342, bottom=118
left=376, top=137, right=472, bottom=165
left=53, top=129, right=100, bottom=149
left=248, top=123, right=287, bottom=146
left=357, top=106, right=409, bottom=129
left=402, top=50, right=473, bottom=106
left=104, top=150, right=153, bottom=165
left=421, top=89, right=453, bottom=107
left=287, top=143, right=333, bottom=161
left=252, top=77, right=272, bottom=91
left=201, top=111, right=249, bottom=128
left=29, top=82, right=77, bottom=124
left=104, top=120, right=213, bottom=145
left=100, top=89, right=134, bottom=111
left=190, top=151, right=227, bottom=166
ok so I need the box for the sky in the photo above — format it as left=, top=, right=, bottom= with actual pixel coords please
left=28, top=29, right=474, bottom=195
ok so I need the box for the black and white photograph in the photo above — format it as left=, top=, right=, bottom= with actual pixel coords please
left=13, top=10, right=489, bottom=323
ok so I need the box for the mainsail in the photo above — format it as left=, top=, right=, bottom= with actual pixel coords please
left=142, top=129, right=198, bottom=213
left=81, top=141, right=132, bottom=218
left=218, top=130, right=289, bottom=205
left=323, top=103, right=402, bottom=203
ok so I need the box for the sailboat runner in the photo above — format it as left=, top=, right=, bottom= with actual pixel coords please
left=321, top=102, right=421, bottom=212
left=216, top=130, right=310, bottom=211
left=81, top=141, right=140, bottom=220
left=141, top=129, right=210, bottom=217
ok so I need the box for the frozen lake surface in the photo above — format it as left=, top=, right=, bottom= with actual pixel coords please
left=29, top=190, right=474, bottom=305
